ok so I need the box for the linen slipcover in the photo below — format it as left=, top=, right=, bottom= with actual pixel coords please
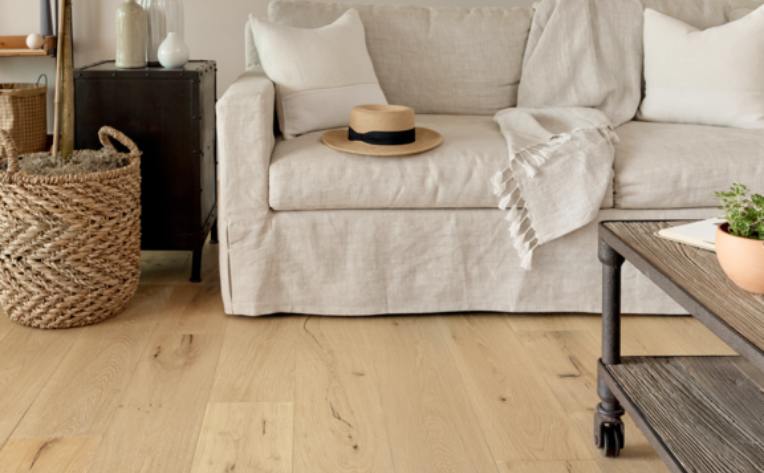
left=269, top=115, right=615, bottom=211
left=247, top=0, right=533, bottom=116
left=217, top=72, right=719, bottom=317
left=222, top=0, right=764, bottom=317
left=615, top=121, right=764, bottom=209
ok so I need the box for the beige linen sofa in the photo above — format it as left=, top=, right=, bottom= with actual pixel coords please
left=217, top=0, right=764, bottom=317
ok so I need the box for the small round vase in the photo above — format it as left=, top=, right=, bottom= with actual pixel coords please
left=26, top=33, right=44, bottom=50
left=157, top=32, right=189, bottom=69
left=115, top=0, right=148, bottom=69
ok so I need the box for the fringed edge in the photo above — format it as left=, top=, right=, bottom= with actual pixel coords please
left=491, top=167, right=539, bottom=270
left=492, top=125, right=619, bottom=270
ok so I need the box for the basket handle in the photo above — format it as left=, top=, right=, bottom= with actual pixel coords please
left=0, top=130, right=19, bottom=174
left=98, top=126, right=141, bottom=158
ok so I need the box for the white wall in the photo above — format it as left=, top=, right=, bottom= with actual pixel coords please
left=1, top=0, right=535, bottom=124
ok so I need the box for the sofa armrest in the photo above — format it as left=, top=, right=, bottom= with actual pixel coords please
left=217, top=71, right=276, bottom=225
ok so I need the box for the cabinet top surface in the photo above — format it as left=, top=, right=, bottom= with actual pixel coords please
left=76, top=60, right=215, bottom=77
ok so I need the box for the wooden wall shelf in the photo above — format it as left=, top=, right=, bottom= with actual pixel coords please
left=0, top=35, right=56, bottom=58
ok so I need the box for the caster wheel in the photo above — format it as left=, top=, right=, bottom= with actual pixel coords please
left=595, top=421, right=624, bottom=458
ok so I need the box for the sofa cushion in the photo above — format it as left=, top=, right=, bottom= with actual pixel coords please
left=614, top=121, right=764, bottom=209
left=250, top=10, right=387, bottom=138
left=638, top=6, right=764, bottom=130
left=260, top=0, right=532, bottom=116
left=269, top=115, right=615, bottom=211
left=641, top=0, right=764, bottom=27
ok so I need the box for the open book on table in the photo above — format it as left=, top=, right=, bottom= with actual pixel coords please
left=655, top=218, right=725, bottom=252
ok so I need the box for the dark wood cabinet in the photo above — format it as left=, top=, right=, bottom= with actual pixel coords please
left=74, top=60, right=217, bottom=282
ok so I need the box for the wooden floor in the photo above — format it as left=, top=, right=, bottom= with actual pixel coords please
left=0, top=241, right=736, bottom=473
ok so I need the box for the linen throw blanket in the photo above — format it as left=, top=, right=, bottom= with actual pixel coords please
left=493, top=0, right=643, bottom=269
left=492, top=108, right=618, bottom=269
left=518, top=0, right=644, bottom=127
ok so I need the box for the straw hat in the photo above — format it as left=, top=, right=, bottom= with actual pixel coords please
left=321, top=104, right=443, bottom=157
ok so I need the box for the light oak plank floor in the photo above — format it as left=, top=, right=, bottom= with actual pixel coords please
left=0, top=241, right=735, bottom=473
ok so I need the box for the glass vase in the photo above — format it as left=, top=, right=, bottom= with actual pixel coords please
left=140, top=0, right=185, bottom=64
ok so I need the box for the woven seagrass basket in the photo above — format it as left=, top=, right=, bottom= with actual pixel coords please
left=0, top=127, right=142, bottom=329
left=0, top=83, right=47, bottom=154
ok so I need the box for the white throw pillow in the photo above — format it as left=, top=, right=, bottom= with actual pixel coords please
left=250, top=9, right=386, bottom=138
left=639, top=6, right=764, bottom=129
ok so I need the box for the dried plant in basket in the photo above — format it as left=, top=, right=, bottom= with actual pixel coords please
left=0, top=0, right=144, bottom=329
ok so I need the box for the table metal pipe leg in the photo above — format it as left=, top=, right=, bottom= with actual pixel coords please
left=595, top=239, right=625, bottom=457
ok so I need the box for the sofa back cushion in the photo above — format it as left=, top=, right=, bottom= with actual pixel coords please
left=248, top=0, right=532, bottom=115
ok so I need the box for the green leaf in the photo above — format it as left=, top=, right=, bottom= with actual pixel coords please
left=717, top=183, right=764, bottom=239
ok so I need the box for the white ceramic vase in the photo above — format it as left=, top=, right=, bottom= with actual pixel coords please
left=115, top=0, right=148, bottom=69
left=158, top=32, right=189, bottom=69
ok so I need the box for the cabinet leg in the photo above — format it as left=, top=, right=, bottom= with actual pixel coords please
left=190, top=247, right=203, bottom=283
left=210, top=219, right=218, bottom=245
left=594, top=239, right=625, bottom=458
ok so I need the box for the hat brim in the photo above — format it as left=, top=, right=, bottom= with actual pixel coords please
left=321, top=127, right=443, bottom=157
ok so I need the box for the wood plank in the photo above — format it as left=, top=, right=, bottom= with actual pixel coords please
left=607, top=356, right=764, bottom=473
left=0, top=325, right=77, bottom=447
left=676, top=358, right=764, bottom=445
left=0, top=49, right=48, bottom=57
left=0, top=246, right=755, bottom=473
left=362, top=316, right=501, bottom=473
left=0, top=309, right=17, bottom=343
left=209, top=315, right=300, bottom=403
left=0, top=36, right=27, bottom=49
left=509, top=327, right=670, bottom=472
left=86, top=284, right=226, bottom=473
left=0, top=436, right=99, bottom=473
left=293, top=317, right=396, bottom=473
left=189, top=402, right=293, bottom=473
left=622, top=316, right=736, bottom=356
left=444, top=315, right=591, bottom=462
left=506, top=314, right=600, bottom=334
left=498, top=460, right=604, bottom=473
left=603, top=222, right=764, bottom=357
left=8, top=285, right=172, bottom=439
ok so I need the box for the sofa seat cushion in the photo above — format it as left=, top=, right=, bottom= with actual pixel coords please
left=269, top=115, right=502, bottom=210
left=614, top=121, right=764, bottom=209
left=270, top=115, right=615, bottom=211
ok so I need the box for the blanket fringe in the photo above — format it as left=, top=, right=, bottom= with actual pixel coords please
left=492, top=125, right=618, bottom=270
left=492, top=169, right=539, bottom=270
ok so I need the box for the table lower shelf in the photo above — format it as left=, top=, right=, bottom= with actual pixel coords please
left=599, top=356, right=764, bottom=473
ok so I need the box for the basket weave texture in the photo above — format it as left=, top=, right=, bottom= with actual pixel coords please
left=0, top=127, right=142, bottom=329
left=0, top=83, right=47, bottom=155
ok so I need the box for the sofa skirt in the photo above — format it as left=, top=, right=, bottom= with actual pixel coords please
left=219, top=207, right=717, bottom=316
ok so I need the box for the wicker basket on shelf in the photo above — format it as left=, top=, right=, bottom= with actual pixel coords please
left=0, top=83, right=47, bottom=154
left=0, top=126, right=142, bottom=329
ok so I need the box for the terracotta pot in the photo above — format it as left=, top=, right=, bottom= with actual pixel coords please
left=716, top=223, right=764, bottom=294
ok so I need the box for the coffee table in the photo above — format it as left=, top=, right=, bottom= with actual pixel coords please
left=594, top=221, right=764, bottom=472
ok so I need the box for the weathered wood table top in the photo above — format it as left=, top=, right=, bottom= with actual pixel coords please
left=601, top=221, right=764, bottom=369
